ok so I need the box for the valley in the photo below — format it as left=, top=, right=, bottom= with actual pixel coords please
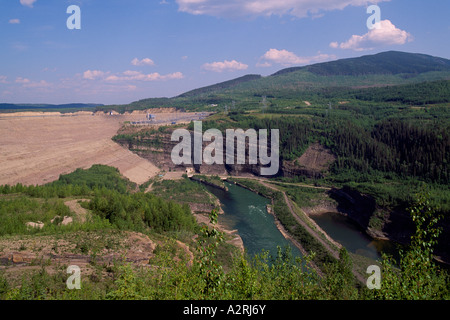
left=0, top=51, right=449, bottom=300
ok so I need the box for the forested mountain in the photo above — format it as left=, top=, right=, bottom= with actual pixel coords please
left=122, top=51, right=450, bottom=112
left=273, top=51, right=450, bottom=76
left=178, top=74, right=262, bottom=98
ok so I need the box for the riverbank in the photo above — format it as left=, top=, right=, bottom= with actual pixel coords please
left=188, top=186, right=245, bottom=254
left=231, top=180, right=313, bottom=257
left=225, top=177, right=342, bottom=277
left=193, top=211, right=244, bottom=254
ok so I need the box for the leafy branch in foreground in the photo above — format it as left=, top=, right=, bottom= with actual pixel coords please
left=373, top=191, right=449, bottom=299
left=196, top=208, right=225, bottom=298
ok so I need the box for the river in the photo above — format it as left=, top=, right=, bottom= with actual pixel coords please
left=311, top=212, right=397, bottom=260
left=204, top=181, right=397, bottom=263
left=204, top=182, right=303, bottom=259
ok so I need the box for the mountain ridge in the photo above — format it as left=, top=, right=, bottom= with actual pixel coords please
left=105, top=51, right=450, bottom=111
left=271, top=51, right=450, bottom=77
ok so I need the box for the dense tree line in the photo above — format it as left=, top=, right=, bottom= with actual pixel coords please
left=214, top=110, right=449, bottom=184
left=322, top=80, right=450, bottom=105
left=0, top=165, right=197, bottom=235
left=328, top=119, right=449, bottom=183
left=51, top=165, right=136, bottom=193
left=201, top=112, right=316, bottom=161
left=88, top=188, right=196, bottom=233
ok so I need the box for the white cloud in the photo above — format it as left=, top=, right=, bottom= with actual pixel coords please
left=84, top=70, right=184, bottom=82
left=330, top=19, right=413, bottom=51
left=176, top=0, right=390, bottom=19
left=108, top=70, right=183, bottom=81
left=15, top=77, right=31, bottom=84
left=9, top=19, right=20, bottom=24
left=329, top=42, right=339, bottom=49
left=131, top=58, right=155, bottom=66
left=201, top=60, right=248, bottom=72
left=0, top=76, right=8, bottom=84
left=15, top=77, right=50, bottom=88
left=23, top=80, right=50, bottom=88
left=259, top=49, right=336, bottom=66
left=83, top=70, right=108, bottom=80
left=20, top=0, right=37, bottom=8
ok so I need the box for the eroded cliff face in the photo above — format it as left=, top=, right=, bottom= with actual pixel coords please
left=115, top=129, right=277, bottom=176
left=115, top=128, right=336, bottom=178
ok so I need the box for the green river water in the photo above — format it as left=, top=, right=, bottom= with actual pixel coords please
left=204, top=182, right=303, bottom=259
left=205, top=181, right=395, bottom=262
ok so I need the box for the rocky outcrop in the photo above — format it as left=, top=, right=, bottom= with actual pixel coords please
left=117, top=129, right=336, bottom=178
left=115, top=129, right=272, bottom=176
left=51, top=216, right=73, bottom=226
left=25, top=221, right=44, bottom=229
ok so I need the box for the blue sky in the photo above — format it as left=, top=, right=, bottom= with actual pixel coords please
left=1, top=0, right=449, bottom=105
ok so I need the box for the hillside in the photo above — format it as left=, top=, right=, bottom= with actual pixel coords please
left=125, top=51, right=450, bottom=111
left=273, top=51, right=450, bottom=76
left=177, top=74, right=262, bottom=98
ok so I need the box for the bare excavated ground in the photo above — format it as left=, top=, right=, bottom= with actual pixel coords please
left=0, top=197, right=195, bottom=281
left=296, top=142, right=336, bottom=172
left=0, top=111, right=200, bottom=186
left=0, top=229, right=197, bottom=284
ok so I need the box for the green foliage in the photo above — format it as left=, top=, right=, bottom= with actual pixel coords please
left=1, top=204, right=448, bottom=300
left=321, top=248, right=359, bottom=300
left=88, top=188, right=196, bottom=233
left=150, top=178, right=213, bottom=204
left=178, top=74, right=262, bottom=98
left=106, top=262, right=144, bottom=300
left=328, top=80, right=450, bottom=105
left=0, top=196, right=72, bottom=236
left=372, top=191, right=449, bottom=299
left=191, top=175, right=227, bottom=190
left=326, top=117, right=449, bottom=184
left=0, top=166, right=197, bottom=237
left=196, top=208, right=225, bottom=298
left=51, top=164, right=136, bottom=194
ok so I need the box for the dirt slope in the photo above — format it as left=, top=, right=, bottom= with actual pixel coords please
left=0, top=113, right=164, bottom=186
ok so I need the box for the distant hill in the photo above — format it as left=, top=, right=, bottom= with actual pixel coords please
left=272, top=51, right=450, bottom=76
left=177, top=74, right=262, bottom=98
left=0, top=103, right=104, bottom=112
left=118, top=51, right=450, bottom=111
